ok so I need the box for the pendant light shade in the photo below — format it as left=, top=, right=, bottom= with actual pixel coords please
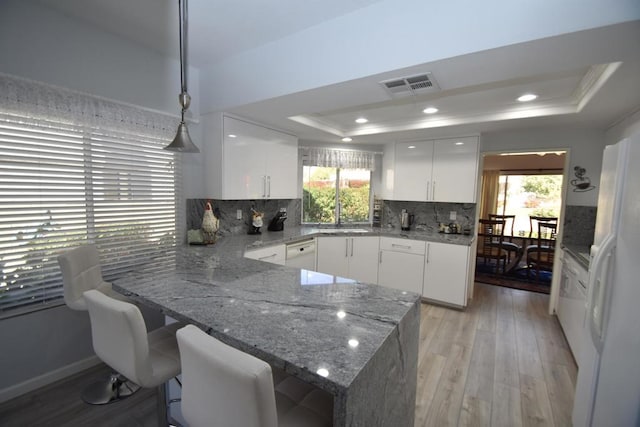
left=164, top=0, right=199, bottom=153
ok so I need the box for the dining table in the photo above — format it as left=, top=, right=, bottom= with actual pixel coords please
left=112, top=232, right=421, bottom=427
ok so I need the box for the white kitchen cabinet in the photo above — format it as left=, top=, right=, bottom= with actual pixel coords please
left=431, top=137, right=479, bottom=203
left=316, top=236, right=379, bottom=283
left=206, top=115, right=298, bottom=199
left=422, top=241, right=470, bottom=307
left=557, top=250, right=587, bottom=362
left=244, top=244, right=286, bottom=265
left=392, top=141, right=433, bottom=202
left=378, top=237, right=426, bottom=294
left=383, top=136, right=479, bottom=203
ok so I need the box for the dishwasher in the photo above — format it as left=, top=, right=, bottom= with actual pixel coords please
left=285, top=239, right=316, bottom=270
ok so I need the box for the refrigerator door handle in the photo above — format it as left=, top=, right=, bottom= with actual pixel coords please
left=587, top=234, right=616, bottom=353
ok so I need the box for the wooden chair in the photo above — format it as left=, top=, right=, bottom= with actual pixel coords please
left=488, top=214, right=522, bottom=265
left=528, top=215, right=558, bottom=238
left=526, top=221, right=558, bottom=282
left=477, top=219, right=509, bottom=275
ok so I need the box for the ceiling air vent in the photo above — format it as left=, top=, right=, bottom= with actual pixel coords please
left=380, top=73, right=440, bottom=98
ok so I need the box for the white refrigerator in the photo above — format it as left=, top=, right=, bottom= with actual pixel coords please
left=572, top=135, right=640, bottom=426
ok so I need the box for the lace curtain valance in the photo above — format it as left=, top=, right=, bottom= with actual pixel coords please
left=0, top=73, right=179, bottom=140
left=302, top=147, right=376, bottom=171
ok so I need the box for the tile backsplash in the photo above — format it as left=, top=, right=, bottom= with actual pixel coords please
left=187, top=199, right=301, bottom=237
left=382, top=200, right=476, bottom=233
left=563, top=205, right=597, bottom=246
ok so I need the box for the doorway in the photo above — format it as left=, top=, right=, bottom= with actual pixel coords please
left=476, top=150, right=566, bottom=294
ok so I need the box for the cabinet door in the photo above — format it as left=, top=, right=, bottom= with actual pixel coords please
left=265, top=132, right=298, bottom=199
left=316, top=237, right=350, bottom=278
left=431, top=136, right=478, bottom=203
left=349, top=236, right=380, bottom=284
left=423, top=242, right=469, bottom=306
left=392, top=141, right=433, bottom=201
left=223, top=116, right=267, bottom=199
left=378, top=250, right=425, bottom=295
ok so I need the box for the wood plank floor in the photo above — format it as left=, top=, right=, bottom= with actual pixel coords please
left=0, top=283, right=576, bottom=426
left=416, top=282, right=577, bottom=427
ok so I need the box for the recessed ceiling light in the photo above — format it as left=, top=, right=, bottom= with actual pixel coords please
left=341, top=137, right=353, bottom=142
left=517, top=93, right=537, bottom=102
left=355, top=117, right=368, bottom=124
left=408, top=145, right=416, bottom=149
left=227, top=134, right=237, bottom=138
left=423, top=107, right=439, bottom=114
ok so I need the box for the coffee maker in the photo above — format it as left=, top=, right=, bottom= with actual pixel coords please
left=267, top=210, right=287, bottom=231
left=400, top=209, right=414, bottom=231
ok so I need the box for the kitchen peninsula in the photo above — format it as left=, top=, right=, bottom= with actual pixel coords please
left=113, top=232, right=421, bottom=426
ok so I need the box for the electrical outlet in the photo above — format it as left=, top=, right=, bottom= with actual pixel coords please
left=236, top=209, right=242, bottom=220
left=449, top=211, right=457, bottom=221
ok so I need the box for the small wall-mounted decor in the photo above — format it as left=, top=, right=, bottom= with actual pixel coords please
left=201, top=201, right=219, bottom=243
left=570, top=166, right=596, bottom=192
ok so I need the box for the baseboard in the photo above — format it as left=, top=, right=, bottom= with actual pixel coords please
left=0, top=355, right=101, bottom=404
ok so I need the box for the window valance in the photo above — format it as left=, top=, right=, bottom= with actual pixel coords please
left=0, top=73, right=179, bottom=140
left=302, top=147, right=376, bottom=171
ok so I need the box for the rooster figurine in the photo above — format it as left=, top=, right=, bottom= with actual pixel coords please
left=201, top=201, right=219, bottom=244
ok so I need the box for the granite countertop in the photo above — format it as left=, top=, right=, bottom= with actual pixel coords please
left=113, top=238, right=421, bottom=396
left=561, top=242, right=591, bottom=270
left=241, top=225, right=475, bottom=251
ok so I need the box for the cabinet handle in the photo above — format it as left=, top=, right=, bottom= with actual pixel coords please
left=345, top=238, right=349, bottom=257
left=426, top=243, right=430, bottom=263
left=262, top=176, right=266, bottom=198
left=432, top=181, right=436, bottom=200
left=391, top=243, right=411, bottom=250
left=379, top=251, right=382, bottom=264
left=267, top=175, right=271, bottom=198
left=259, top=253, right=277, bottom=260
left=351, top=238, right=354, bottom=257
left=426, top=180, right=430, bottom=200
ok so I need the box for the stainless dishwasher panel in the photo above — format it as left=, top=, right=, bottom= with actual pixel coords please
left=285, top=239, right=316, bottom=270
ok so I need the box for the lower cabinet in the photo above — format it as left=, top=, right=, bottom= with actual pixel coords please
left=378, top=237, right=426, bottom=295
left=422, top=241, right=469, bottom=307
left=316, top=236, right=379, bottom=283
left=244, top=244, right=286, bottom=265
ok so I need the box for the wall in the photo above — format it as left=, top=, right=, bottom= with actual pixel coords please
left=481, top=126, right=607, bottom=206
left=605, top=108, right=640, bottom=144
left=0, top=0, right=185, bottom=399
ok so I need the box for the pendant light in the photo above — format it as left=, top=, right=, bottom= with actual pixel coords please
left=164, top=0, right=199, bottom=153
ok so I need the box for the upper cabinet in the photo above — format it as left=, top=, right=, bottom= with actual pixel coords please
left=204, top=114, right=298, bottom=199
left=382, top=136, right=479, bottom=203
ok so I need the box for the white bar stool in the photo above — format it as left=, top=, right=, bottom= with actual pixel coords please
left=83, top=290, right=182, bottom=425
left=57, top=244, right=140, bottom=404
left=176, top=324, right=333, bottom=427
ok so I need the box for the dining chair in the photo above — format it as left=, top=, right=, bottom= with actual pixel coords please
left=57, top=244, right=140, bottom=404
left=83, top=290, right=182, bottom=424
left=477, top=219, right=509, bottom=275
left=487, top=214, right=521, bottom=264
left=176, top=324, right=333, bottom=427
left=526, top=221, right=558, bottom=282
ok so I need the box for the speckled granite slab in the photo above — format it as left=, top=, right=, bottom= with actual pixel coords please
left=113, top=242, right=420, bottom=426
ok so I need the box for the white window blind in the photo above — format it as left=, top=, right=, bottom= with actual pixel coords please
left=0, top=76, right=182, bottom=315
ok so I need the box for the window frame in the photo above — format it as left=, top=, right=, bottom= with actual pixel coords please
left=301, top=165, right=372, bottom=226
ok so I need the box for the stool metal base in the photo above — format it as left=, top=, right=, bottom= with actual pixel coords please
left=82, top=373, right=141, bottom=405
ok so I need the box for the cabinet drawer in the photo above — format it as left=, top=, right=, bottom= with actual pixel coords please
left=380, top=237, right=426, bottom=255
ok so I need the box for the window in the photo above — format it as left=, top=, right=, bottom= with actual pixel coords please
left=0, top=105, right=180, bottom=315
left=496, top=173, right=563, bottom=234
left=301, top=147, right=375, bottom=225
left=302, top=166, right=371, bottom=224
